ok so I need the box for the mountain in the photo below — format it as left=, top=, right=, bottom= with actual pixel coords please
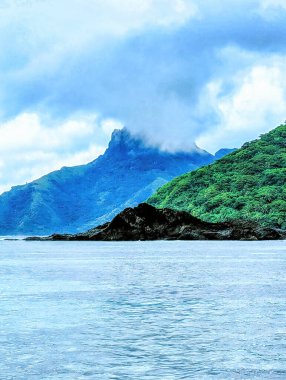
left=0, top=128, right=232, bottom=235
left=26, top=203, right=285, bottom=241
left=214, top=148, right=236, bottom=159
left=148, top=124, right=286, bottom=229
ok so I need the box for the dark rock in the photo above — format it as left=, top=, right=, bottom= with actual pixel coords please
left=26, top=204, right=286, bottom=241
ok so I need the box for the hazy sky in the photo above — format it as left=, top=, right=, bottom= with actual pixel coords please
left=0, top=0, right=286, bottom=192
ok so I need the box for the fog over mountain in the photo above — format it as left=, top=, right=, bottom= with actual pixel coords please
left=0, top=0, right=286, bottom=190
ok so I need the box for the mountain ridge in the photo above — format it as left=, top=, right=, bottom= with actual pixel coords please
left=0, top=128, right=233, bottom=235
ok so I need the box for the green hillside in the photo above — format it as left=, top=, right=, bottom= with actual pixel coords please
left=148, top=124, right=286, bottom=229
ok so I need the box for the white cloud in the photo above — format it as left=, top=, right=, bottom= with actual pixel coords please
left=0, top=0, right=285, bottom=191
left=0, top=112, right=123, bottom=194
left=259, top=0, right=286, bottom=18
left=196, top=62, right=286, bottom=152
left=101, top=119, right=123, bottom=135
left=0, top=0, right=198, bottom=192
left=260, top=0, right=286, bottom=9
left=0, top=0, right=198, bottom=45
left=0, top=0, right=199, bottom=119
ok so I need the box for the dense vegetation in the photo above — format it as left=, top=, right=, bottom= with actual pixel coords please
left=148, top=124, right=286, bottom=229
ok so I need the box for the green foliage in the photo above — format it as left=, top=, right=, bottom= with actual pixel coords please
left=148, top=124, right=286, bottom=229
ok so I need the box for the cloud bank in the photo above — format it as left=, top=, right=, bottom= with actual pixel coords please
left=0, top=113, right=122, bottom=193
left=0, top=0, right=286, bottom=189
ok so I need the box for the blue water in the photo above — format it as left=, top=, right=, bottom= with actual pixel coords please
left=0, top=240, right=286, bottom=379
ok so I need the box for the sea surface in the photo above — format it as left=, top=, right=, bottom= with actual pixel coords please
left=0, top=240, right=286, bottom=380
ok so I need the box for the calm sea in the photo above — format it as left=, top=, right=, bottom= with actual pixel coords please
left=0, top=240, right=286, bottom=379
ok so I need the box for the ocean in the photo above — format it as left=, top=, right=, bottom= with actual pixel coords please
left=0, top=240, right=285, bottom=379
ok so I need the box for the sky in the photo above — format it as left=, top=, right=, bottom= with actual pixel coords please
left=0, top=0, right=286, bottom=192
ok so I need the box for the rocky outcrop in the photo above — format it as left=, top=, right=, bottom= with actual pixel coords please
left=26, top=203, right=286, bottom=241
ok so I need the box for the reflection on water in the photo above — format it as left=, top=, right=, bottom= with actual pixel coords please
left=0, top=240, right=285, bottom=379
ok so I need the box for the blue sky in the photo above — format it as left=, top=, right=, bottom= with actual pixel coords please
left=0, top=0, right=286, bottom=192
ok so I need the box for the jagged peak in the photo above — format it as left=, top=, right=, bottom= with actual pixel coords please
left=107, top=128, right=211, bottom=157
left=109, top=127, right=139, bottom=145
left=107, top=128, right=158, bottom=154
